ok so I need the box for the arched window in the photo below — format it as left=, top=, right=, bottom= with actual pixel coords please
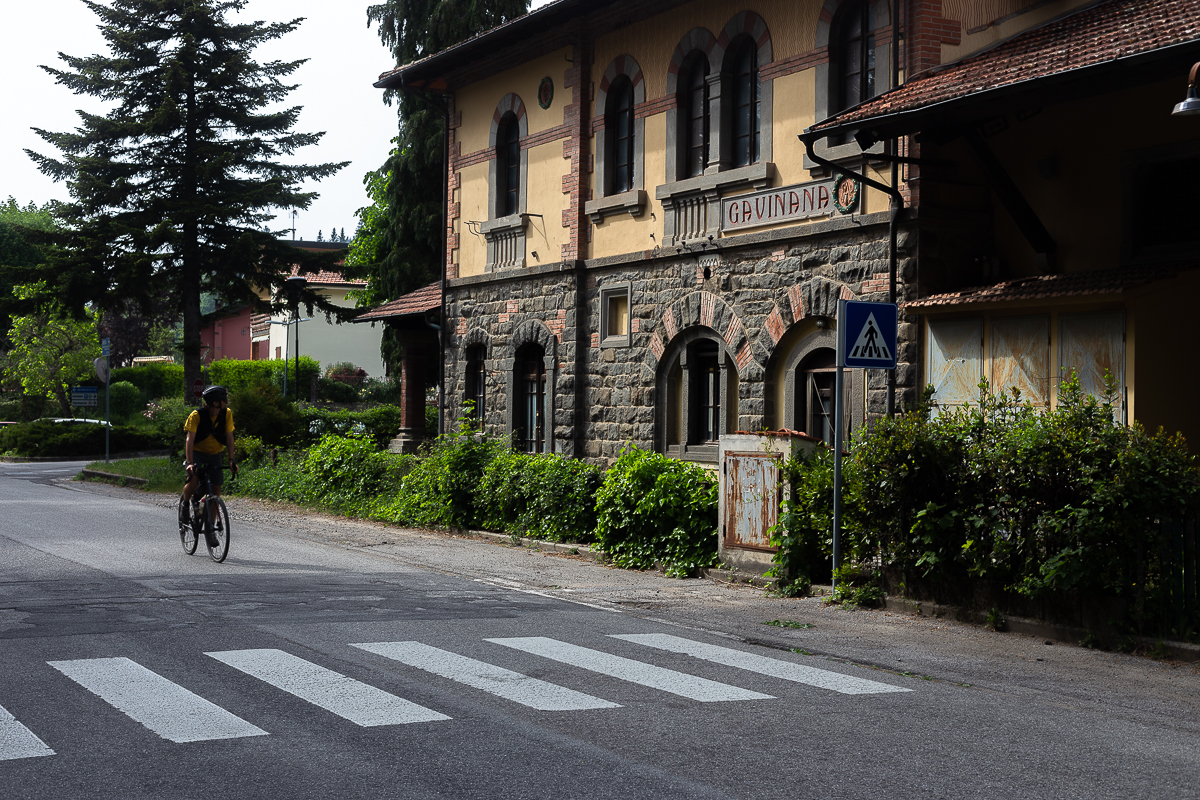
left=680, top=53, right=709, bottom=177
left=516, top=344, right=546, bottom=453
left=606, top=77, right=635, bottom=194
left=729, top=39, right=760, bottom=167
left=794, top=348, right=837, bottom=443
left=659, top=332, right=739, bottom=460
left=497, top=113, right=520, bottom=217
left=465, top=344, right=486, bottom=422
left=833, top=0, right=875, bottom=113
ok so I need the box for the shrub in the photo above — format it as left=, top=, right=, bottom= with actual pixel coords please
left=209, top=356, right=319, bottom=397
left=768, top=447, right=836, bottom=594
left=476, top=450, right=603, bottom=542
left=106, top=381, right=143, bottom=422
left=593, top=444, right=719, bottom=577
left=360, top=377, right=403, bottom=405
left=770, top=376, right=1200, bottom=636
left=235, top=434, right=269, bottom=468
left=378, top=416, right=502, bottom=529
left=299, top=405, right=404, bottom=448
left=111, top=363, right=185, bottom=400
left=0, top=420, right=165, bottom=458
left=146, top=396, right=193, bottom=455
left=317, top=377, right=358, bottom=403
left=230, top=383, right=301, bottom=446
left=303, top=434, right=414, bottom=515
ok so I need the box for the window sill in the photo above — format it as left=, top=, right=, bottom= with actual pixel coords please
left=480, top=214, right=528, bottom=235
left=599, top=335, right=629, bottom=349
left=585, top=189, right=646, bottom=224
left=666, top=443, right=719, bottom=463
left=655, top=162, right=775, bottom=202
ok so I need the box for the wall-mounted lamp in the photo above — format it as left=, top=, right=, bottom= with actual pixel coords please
left=1172, top=63, right=1200, bottom=116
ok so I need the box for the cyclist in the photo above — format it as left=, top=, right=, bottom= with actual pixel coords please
left=179, top=385, right=238, bottom=539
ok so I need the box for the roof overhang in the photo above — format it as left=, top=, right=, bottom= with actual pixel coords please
left=352, top=282, right=441, bottom=323
left=802, top=0, right=1200, bottom=147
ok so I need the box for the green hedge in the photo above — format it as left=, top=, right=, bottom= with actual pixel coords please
left=298, top=405, right=405, bottom=449
left=209, top=357, right=320, bottom=396
left=476, top=450, right=603, bottom=542
left=0, top=420, right=166, bottom=458
left=111, top=363, right=185, bottom=400
left=593, top=445, right=720, bottom=577
left=771, top=378, right=1200, bottom=637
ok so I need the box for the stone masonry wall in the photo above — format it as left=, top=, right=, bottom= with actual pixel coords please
left=445, top=217, right=919, bottom=465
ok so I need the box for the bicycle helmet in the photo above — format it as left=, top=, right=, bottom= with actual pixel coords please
left=201, top=385, right=228, bottom=405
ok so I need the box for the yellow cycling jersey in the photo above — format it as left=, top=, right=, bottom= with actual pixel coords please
left=183, top=408, right=235, bottom=455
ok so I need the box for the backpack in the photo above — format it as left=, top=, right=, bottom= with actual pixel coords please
left=195, top=407, right=228, bottom=444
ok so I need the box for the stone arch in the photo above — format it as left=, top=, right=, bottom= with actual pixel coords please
left=714, top=10, right=773, bottom=68
left=596, top=55, right=647, bottom=113
left=654, top=324, right=741, bottom=459
left=665, top=27, right=720, bottom=95
left=488, top=92, right=529, bottom=147
left=814, top=0, right=891, bottom=49
left=460, top=326, right=491, bottom=357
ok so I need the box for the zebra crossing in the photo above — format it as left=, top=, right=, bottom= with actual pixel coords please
left=2, top=633, right=911, bottom=761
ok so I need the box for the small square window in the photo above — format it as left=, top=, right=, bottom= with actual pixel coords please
left=599, top=283, right=632, bottom=348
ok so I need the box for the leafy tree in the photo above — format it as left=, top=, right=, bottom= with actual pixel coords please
left=0, top=198, right=61, bottom=342
left=97, top=293, right=181, bottom=368
left=22, top=0, right=349, bottom=401
left=4, top=284, right=101, bottom=416
left=350, top=0, right=527, bottom=370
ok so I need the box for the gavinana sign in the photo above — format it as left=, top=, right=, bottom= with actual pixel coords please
left=721, top=177, right=858, bottom=232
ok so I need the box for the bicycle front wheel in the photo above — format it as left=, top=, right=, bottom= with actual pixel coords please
left=178, top=496, right=198, bottom=555
left=207, top=497, right=231, bottom=563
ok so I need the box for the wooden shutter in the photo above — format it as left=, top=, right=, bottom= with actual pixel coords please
left=927, top=318, right=983, bottom=409
left=990, top=316, right=1050, bottom=407
left=1059, top=312, right=1125, bottom=421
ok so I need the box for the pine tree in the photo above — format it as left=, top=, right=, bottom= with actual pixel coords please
left=24, top=0, right=349, bottom=398
left=349, top=0, right=526, bottom=370
left=339, top=227, right=346, bottom=242
left=317, top=230, right=325, bottom=242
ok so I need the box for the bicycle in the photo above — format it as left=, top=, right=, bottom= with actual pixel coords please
left=176, top=461, right=231, bottom=563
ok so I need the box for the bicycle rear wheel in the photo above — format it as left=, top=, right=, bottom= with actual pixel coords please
left=207, top=497, right=231, bottom=563
left=178, top=496, right=198, bottom=555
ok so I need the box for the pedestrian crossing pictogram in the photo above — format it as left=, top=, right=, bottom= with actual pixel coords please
left=849, top=313, right=892, bottom=362
left=3, top=633, right=913, bottom=760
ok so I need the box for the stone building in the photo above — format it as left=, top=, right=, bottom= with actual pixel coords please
left=369, top=0, right=1200, bottom=462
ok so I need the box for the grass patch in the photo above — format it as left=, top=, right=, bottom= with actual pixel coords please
left=763, top=619, right=816, bottom=630
left=83, top=457, right=182, bottom=492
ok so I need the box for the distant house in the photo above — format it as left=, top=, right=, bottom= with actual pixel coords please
left=199, top=303, right=254, bottom=365
left=250, top=241, right=387, bottom=378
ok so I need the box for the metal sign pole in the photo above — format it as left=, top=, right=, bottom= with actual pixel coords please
left=832, top=297, right=846, bottom=592
left=104, top=353, right=111, bottom=463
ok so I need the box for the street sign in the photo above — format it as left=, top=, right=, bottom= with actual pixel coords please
left=840, top=300, right=898, bottom=369
left=192, top=379, right=204, bottom=398
left=71, top=386, right=99, bottom=407
left=94, top=357, right=110, bottom=384
left=101, top=337, right=111, bottom=357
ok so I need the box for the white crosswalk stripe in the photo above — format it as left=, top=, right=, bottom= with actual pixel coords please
left=0, top=703, right=54, bottom=761
left=352, top=641, right=620, bottom=711
left=485, top=637, right=774, bottom=702
left=206, top=648, right=449, bottom=726
left=47, top=657, right=268, bottom=743
left=611, top=634, right=912, bottom=695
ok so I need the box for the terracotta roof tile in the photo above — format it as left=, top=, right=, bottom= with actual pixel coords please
left=904, top=265, right=1188, bottom=310
left=353, top=282, right=442, bottom=322
left=286, top=263, right=365, bottom=287
left=810, top=0, right=1200, bottom=132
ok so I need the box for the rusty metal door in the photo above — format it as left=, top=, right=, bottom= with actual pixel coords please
left=927, top=318, right=983, bottom=410
left=723, top=453, right=779, bottom=551
left=1059, top=311, right=1125, bottom=421
left=990, top=315, right=1050, bottom=407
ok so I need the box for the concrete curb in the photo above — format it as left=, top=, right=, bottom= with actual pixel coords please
left=462, top=529, right=602, bottom=560
left=80, top=469, right=149, bottom=487
left=1, top=450, right=171, bottom=463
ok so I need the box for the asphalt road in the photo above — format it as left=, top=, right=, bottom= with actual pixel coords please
left=1, top=461, right=1198, bottom=799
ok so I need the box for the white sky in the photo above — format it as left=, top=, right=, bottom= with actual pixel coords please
left=1, top=0, right=404, bottom=242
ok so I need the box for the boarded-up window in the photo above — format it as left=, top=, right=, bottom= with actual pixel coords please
left=723, top=453, right=778, bottom=551
left=1059, top=312, right=1125, bottom=420
left=928, top=318, right=983, bottom=408
left=990, top=316, right=1049, bottom=407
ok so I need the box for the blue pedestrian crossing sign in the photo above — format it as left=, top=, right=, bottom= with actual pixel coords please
left=840, top=300, right=898, bottom=369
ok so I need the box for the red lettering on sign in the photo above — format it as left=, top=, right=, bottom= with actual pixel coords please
left=728, top=202, right=740, bottom=224
left=818, top=185, right=830, bottom=208
left=742, top=200, right=752, bottom=221
left=790, top=191, right=800, bottom=214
